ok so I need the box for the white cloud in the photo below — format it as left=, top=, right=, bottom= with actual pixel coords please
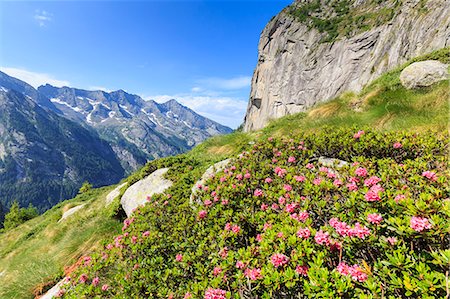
left=191, top=86, right=202, bottom=93
left=198, top=76, right=251, bottom=90
left=147, top=93, right=247, bottom=129
left=34, top=10, right=52, bottom=27
left=0, top=67, right=70, bottom=88
left=89, top=86, right=113, bottom=92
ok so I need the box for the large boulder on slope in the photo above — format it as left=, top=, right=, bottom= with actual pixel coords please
left=121, top=168, right=172, bottom=216
left=400, top=60, right=448, bottom=89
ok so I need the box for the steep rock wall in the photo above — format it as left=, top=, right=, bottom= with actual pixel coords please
left=243, top=0, right=450, bottom=131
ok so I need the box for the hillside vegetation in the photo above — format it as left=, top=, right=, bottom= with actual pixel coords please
left=0, top=49, right=448, bottom=299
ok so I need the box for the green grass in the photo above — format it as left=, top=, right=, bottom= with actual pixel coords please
left=0, top=186, right=122, bottom=299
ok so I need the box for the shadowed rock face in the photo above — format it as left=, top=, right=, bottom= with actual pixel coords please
left=120, top=168, right=172, bottom=216
left=243, top=0, right=450, bottom=131
left=400, top=60, right=449, bottom=89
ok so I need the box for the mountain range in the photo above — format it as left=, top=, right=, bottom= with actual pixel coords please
left=0, top=71, right=232, bottom=212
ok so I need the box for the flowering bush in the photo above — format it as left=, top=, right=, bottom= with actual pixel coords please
left=59, top=128, right=449, bottom=298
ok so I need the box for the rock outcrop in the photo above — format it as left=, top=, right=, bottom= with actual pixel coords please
left=400, top=60, right=449, bottom=89
left=106, top=182, right=128, bottom=206
left=121, top=168, right=172, bottom=216
left=58, top=204, right=85, bottom=222
left=190, top=159, right=232, bottom=205
left=243, top=0, right=450, bottom=131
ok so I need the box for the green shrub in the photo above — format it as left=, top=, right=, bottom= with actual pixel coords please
left=3, top=201, right=39, bottom=231
left=57, top=128, right=449, bottom=298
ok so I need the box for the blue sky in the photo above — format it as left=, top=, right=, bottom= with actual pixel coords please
left=0, top=0, right=291, bottom=128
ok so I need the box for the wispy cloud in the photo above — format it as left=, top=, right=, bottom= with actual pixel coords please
left=89, top=86, right=113, bottom=92
left=0, top=67, right=70, bottom=88
left=146, top=93, right=247, bottom=129
left=197, top=75, right=251, bottom=90
left=34, top=10, right=52, bottom=27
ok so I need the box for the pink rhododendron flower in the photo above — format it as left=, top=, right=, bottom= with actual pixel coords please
left=337, top=262, right=350, bottom=275
left=219, top=247, right=228, bottom=258
left=367, top=213, right=383, bottom=224
left=101, top=284, right=109, bottom=291
left=245, top=268, right=262, bottom=280
left=263, top=222, right=272, bottom=231
left=277, top=232, right=284, bottom=238
left=213, top=266, right=222, bottom=276
left=386, top=236, right=397, bottom=245
left=355, top=167, right=368, bottom=177
left=333, top=179, right=343, bottom=187
left=285, top=203, right=298, bottom=213
left=295, top=265, right=309, bottom=276
left=198, top=210, right=207, bottom=219
left=283, top=184, right=292, bottom=192
left=306, top=163, right=314, bottom=169
left=327, top=172, right=336, bottom=178
left=231, top=225, right=241, bottom=234
left=353, top=130, right=365, bottom=139
left=244, top=172, right=251, bottom=179
left=131, top=235, right=138, bottom=244
left=278, top=196, right=286, bottom=205
left=348, top=223, right=371, bottom=239
left=219, top=176, right=226, bottom=182
left=184, top=292, right=193, bottom=299
left=313, top=178, right=322, bottom=185
left=365, top=184, right=384, bottom=202
left=271, top=203, right=279, bottom=210
left=256, top=234, right=263, bottom=242
left=296, top=228, right=311, bottom=239
left=272, top=158, right=278, bottom=163
left=319, top=166, right=329, bottom=173
left=261, top=203, right=269, bottom=211
left=221, top=198, right=229, bottom=205
left=236, top=173, right=243, bottom=180
left=422, top=171, right=437, bottom=181
left=265, top=177, right=273, bottom=183
left=268, top=137, right=274, bottom=141
left=347, top=182, right=358, bottom=191
left=176, top=254, right=183, bottom=262
left=211, top=191, right=217, bottom=197
left=314, top=230, right=330, bottom=245
left=230, top=165, right=236, bottom=171
left=297, top=211, right=309, bottom=222
left=393, top=142, right=403, bottom=148
left=294, top=175, right=306, bottom=182
left=204, top=199, right=212, bottom=207
left=79, top=274, right=88, bottom=284
left=236, top=261, right=245, bottom=269
left=224, top=223, right=232, bottom=231
left=92, top=277, right=100, bottom=287
left=348, top=265, right=368, bottom=282
left=410, top=216, right=432, bottom=232
left=254, top=189, right=264, bottom=197
left=270, top=253, right=289, bottom=267
left=274, top=167, right=287, bottom=177
left=364, top=176, right=381, bottom=187
left=288, top=156, right=296, bottom=163
left=204, top=288, right=226, bottom=299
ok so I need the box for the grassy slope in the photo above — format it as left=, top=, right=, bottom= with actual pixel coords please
left=0, top=48, right=448, bottom=299
left=0, top=187, right=123, bottom=298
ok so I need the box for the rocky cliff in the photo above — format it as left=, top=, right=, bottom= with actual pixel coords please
left=243, top=0, right=450, bottom=131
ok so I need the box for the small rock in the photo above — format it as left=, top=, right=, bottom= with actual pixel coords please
left=190, top=159, right=232, bottom=205
left=400, top=60, right=448, bottom=89
left=38, top=278, right=66, bottom=299
left=318, top=157, right=349, bottom=168
left=105, top=182, right=128, bottom=206
left=121, top=168, right=172, bottom=216
left=58, top=204, right=85, bottom=223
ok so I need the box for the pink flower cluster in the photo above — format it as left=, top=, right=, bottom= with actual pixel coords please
left=297, top=228, right=311, bottom=239
left=353, top=130, right=365, bottom=139
left=364, top=184, right=384, bottom=202
left=422, top=171, right=437, bottom=181
left=410, top=216, right=432, bottom=232
left=329, top=218, right=371, bottom=239
left=245, top=268, right=262, bottom=280
left=393, top=142, right=403, bottom=149
left=295, top=265, right=309, bottom=276
left=314, top=230, right=330, bottom=245
left=355, top=167, right=368, bottom=177
left=198, top=210, right=207, bottom=219
left=204, top=288, right=227, bottom=299
left=274, top=167, right=287, bottom=178
left=367, top=213, right=383, bottom=225
left=270, top=253, right=289, bottom=268
left=336, top=262, right=368, bottom=282
left=290, top=211, right=309, bottom=222
left=364, top=176, right=381, bottom=187
left=176, top=254, right=183, bottom=262
left=254, top=189, right=264, bottom=197
left=288, top=156, right=296, bottom=163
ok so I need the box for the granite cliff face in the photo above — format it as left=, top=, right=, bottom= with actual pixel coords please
left=243, top=0, right=450, bottom=131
